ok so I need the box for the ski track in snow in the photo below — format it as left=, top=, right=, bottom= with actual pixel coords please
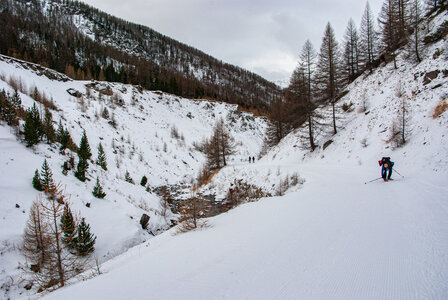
left=40, top=163, right=448, bottom=300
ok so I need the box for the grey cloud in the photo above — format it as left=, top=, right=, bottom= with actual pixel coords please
left=80, top=0, right=383, bottom=83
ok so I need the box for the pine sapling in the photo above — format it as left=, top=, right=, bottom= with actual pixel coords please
left=140, top=175, right=148, bottom=187
left=92, top=177, right=106, bottom=199
left=60, top=203, right=77, bottom=250
left=40, top=159, right=56, bottom=194
left=77, top=131, right=92, bottom=161
left=124, top=171, right=134, bottom=184
left=76, top=218, right=96, bottom=256
left=96, top=143, right=107, bottom=170
left=32, top=169, right=43, bottom=191
left=74, top=157, right=88, bottom=182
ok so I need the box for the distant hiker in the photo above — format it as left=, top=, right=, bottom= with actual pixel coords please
left=252, top=156, right=255, bottom=163
left=249, top=156, right=252, bottom=163
left=378, top=157, right=394, bottom=181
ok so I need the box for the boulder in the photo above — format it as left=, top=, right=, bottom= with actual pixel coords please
left=140, top=213, right=150, bottom=229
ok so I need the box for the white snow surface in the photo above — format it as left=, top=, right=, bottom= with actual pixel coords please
left=0, top=55, right=267, bottom=298
left=1, top=10, right=448, bottom=300
left=42, top=164, right=448, bottom=300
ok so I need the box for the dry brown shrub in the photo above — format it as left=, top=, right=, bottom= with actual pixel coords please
left=237, top=105, right=269, bottom=117
left=433, top=98, right=448, bottom=119
left=197, top=166, right=221, bottom=187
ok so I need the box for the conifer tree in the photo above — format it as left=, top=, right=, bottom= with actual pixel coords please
left=32, top=169, right=43, bottom=191
left=92, top=177, right=106, bottom=198
left=202, top=118, right=236, bottom=170
left=42, top=107, right=55, bottom=144
left=0, top=90, right=20, bottom=126
left=287, top=46, right=322, bottom=152
left=39, top=189, right=68, bottom=287
left=56, top=120, right=74, bottom=152
left=23, top=185, right=88, bottom=290
left=96, top=142, right=107, bottom=170
left=22, top=200, right=51, bottom=275
left=60, top=202, right=76, bottom=250
left=177, top=187, right=209, bottom=232
left=343, top=18, right=360, bottom=83
left=56, top=120, right=64, bottom=143
left=77, top=131, right=92, bottom=161
left=74, top=157, right=88, bottom=182
left=124, top=171, right=134, bottom=184
left=408, top=0, right=424, bottom=63
left=40, top=159, right=56, bottom=194
left=378, top=0, right=401, bottom=68
left=23, top=103, right=42, bottom=147
left=360, top=1, right=378, bottom=71
left=140, top=175, right=148, bottom=187
left=62, top=162, right=68, bottom=176
left=11, top=89, right=22, bottom=112
left=264, top=98, right=292, bottom=148
left=316, top=22, right=342, bottom=135
left=75, top=218, right=96, bottom=256
left=425, top=0, right=447, bottom=12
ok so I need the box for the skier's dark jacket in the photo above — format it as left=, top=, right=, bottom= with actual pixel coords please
left=378, top=157, right=394, bottom=180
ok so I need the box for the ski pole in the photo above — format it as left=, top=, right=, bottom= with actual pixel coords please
left=393, top=169, right=404, bottom=178
left=364, top=177, right=382, bottom=184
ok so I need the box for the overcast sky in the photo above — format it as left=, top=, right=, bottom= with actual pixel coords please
left=80, top=0, right=383, bottom=85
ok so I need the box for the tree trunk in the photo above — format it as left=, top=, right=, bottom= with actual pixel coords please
left=308, top=116, right=315, bottom=151
left=332, top=101, right=337, bottom=135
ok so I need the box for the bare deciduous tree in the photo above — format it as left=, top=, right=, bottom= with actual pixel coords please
left=316, top=22, right=342, bottom=135
left=203, top=118, right=236, bottom=170
left=22, top=186, right=88, bottom=291
left=360, top=1, right=378, bottom=71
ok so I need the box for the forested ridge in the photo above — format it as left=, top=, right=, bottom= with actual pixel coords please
left=264, top=0, right=448, bottom=151
left=0, top=0, right=282, bottom=110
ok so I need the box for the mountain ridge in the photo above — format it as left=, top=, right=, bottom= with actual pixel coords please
left=0, top=0, right=282, bottom=109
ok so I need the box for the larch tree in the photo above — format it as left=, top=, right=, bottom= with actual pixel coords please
left=378, top=0, right=401, bottom=68
left=287, top=40, right=321, bottom=151
left=215, top=118, right=236, bottom=167
left=39, top=191, right=66, bottom=288
left=360, top=1, right=377, bottom=72
left=408, top=0, right=424, bottom=63
left=397, top=0, right=411, bottom=40
left=316, top=22, right=342, bottom=135
left=177, top=187, right=209, bottom=232
left=203, top=118, right=236, bottom=170
left=424, top=0, right=448, bottom=12
left=343, top=18, right=360, bottom=83
left=264, top=97, right=292, bottom=147
left=22, top=200, right=51, bottom=275
left=23, top=186, right=87, bottom=290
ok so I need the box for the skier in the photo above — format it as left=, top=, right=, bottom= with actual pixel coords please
left=252, top=156, right=255, bottom=163
left=248, top=156, right=252, bottom=163
left=378, top=157, right=394, bottom=181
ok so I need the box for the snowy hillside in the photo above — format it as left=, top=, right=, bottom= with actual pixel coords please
left=26, top=10, right=448, bottom=300
left=0, top=55, right=268, bottom=298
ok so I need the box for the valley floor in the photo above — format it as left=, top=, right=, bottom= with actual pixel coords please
left=41, top=162, right=448, bottom=300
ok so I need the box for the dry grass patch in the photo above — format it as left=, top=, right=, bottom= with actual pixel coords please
left=433, top=98, right=448, bottom=119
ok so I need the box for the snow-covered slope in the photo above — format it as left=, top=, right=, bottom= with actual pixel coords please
left=31, top=11, right=448, bottom=300
left=41, top=163, right=448, bottom=300
left=0, top=55, right=267, bottom=298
